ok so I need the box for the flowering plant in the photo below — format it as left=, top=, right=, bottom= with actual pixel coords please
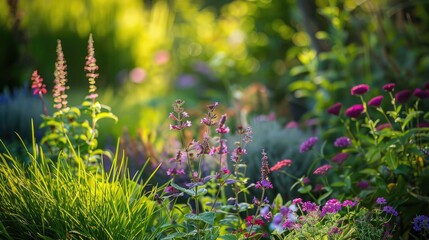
left=270, top=197, right=398, bottom=239
left=288, top=83, right=429, bottom=235
left=32, top=35, right=117, bottom=166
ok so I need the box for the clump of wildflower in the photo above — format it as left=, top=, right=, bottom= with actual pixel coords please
left=376, top=197, right=387, bottom=205
left=84, top=34, right=99, bottom=100
left=216, top=114, right=230, bottom=134
left=413, top=215, right=429, bottom=232
left=52, top=39, right=69, bottom=110
left=270, top=159, right=292, bottom=172
left=413, top=88, right=429, bottom=99
left=383, top=83, right=396, bottom=92
left=382, top=206, right=398, bottom=216
left=327, top=102, right=342, bottom=116
left=31, top=70, right=47, bottom=96
left=321, top=198, right=342, bottom=216
left=313, top=164, right=332, bottom=175
left=334, top=136, right=351, bottom=148
left=331, top=152, right=349, bottom=164
left=368, top=95, right=383, bottom=107
left=395, top=89, right=411, bottom=104
left=302, top=201, right=318, bottom=213
left=299, top=136, right=318, bottom=153
left=345, top=104, right=364, bottom=118
left=255, top=149, right=273, bottom=189
left=351, top=84, right=370, bottom=96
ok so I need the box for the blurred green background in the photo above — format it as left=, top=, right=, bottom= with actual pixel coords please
left=1, top=0, right=429, bottom=146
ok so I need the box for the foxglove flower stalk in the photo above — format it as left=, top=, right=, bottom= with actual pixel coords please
left=327, top=102, right=342, bottom=116
left=52, top=40, right=69, bottom=110
left=351, top=84, right=370, bottom=96
left=345, top=104, right=364, bottom=118
left=84, top=34, right=99, bottom=101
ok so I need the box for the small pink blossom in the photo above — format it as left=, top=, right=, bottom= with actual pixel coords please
left=313, top=164, right=332, bottom=175
left=368, top=95, right=384, bottom=107
left=351, top=84, right=370, bottom=96
left=327, top=102, right=342, bottom=116
left=383, top=83, right=396, bottom=92
left=345, top=104, right=364, bottom=118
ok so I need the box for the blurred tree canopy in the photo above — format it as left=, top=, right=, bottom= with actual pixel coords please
left=1, top=0, right=429, bottom=127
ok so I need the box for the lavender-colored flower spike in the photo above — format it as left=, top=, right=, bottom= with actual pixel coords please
left=53, top=39, right=69, bottom=110
left=84, top=34, right=99, bottom=100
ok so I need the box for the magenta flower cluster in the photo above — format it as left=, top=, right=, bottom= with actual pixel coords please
left=334, top=136, right=351, bottom=148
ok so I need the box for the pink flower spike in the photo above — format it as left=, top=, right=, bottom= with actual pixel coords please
left=368, top=95, right=384, bottom=107
left=351, top=84, right=370, bottom=96
left=327, top=102, right=342, bottom=116
left=31, top=70, right=47, bottom=95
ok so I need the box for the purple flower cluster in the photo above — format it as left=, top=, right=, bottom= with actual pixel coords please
left=413, top=215, right=429, bottom=232
left=321, top=198, right=342, bottom=216
left=382, top=206, right=398, bottom=216
left=334, top=136, right=351, bottom=148
left=376, top=197, right=387, bottom=205
left=299, top=137, right=318, bottom=153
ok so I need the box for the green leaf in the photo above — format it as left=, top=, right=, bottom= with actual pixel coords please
left=94, top=112, right=118, bottom=123
left=298, top=185, right=312, bottom=194
left=170, top=182, right=207, bottom=197
left=331, top=181, right=346, bottom=187
left=220, top=235, right=238, bottom=240
left=184, top=212, right=215, bottom=226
